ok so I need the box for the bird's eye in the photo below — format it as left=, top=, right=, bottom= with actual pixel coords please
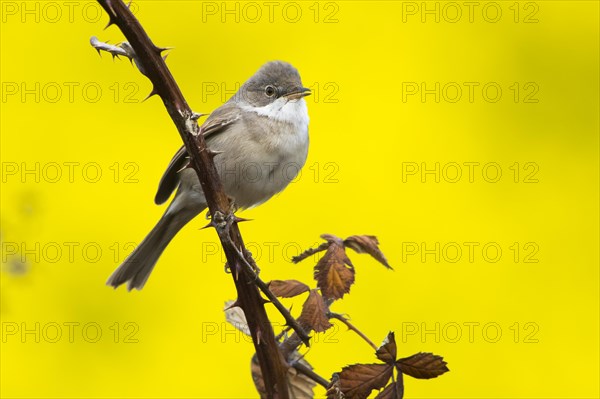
left=264, top=85, right=277, bottom=97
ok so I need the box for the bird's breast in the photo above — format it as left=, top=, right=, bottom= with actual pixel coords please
left=225, top=101, right=309, bottom=208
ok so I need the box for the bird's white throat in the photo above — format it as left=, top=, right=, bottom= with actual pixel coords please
left=242, top=97, right=309, bottom=132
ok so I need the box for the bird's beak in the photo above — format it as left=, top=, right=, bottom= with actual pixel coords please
left=285, top=87, right=311, bottom=100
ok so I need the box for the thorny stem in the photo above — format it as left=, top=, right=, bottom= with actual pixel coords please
left=242, top=249, right=311, bottom=346
left=291, top=361, right=330, bottom=389
left=278, top=330, right=331, bottom=391
left=92, top=1, right=289, bottom=397
left=291, top=242, right=330, bottom=264
left=278, top=311, right=382, bottom=390
left=212, top=216, right=310, bottom=345
left=280, top=332, right=305, bottom=359
left=274, top=326, right=292, bottom=342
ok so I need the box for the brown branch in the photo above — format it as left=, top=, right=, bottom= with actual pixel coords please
left=290, top=361, right=330, bottom=389
left=328, top=312, right=378, bottom=351
left=274, top=326, right=292, bottom=342
left=214, top=220, right=309, bottom=345
left=278, top=329, right=331, bottom=390
left=292, top=241, right=330, bottom=264
left=93, top=1, right=289, bottom=397
left=280, top=331, right=305, bottom=359
left=241, top=249, right=311, bottom=346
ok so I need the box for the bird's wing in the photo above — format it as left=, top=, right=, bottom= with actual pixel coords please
left=154, top=104, right=242, bottom=205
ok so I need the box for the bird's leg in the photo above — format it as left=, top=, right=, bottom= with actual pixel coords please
left=243, top=248, right=261, bottom=274
left=211, top=199, right=257, bottom=276
left=205, top=197, right=237, bottom=228
left=228, top=196, right=239, bottom=214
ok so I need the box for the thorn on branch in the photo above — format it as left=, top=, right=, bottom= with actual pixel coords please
left=275, top=326, right=292, bottom=342
left=207, top=149, right=224, bottom=158
left=104, top=17, right=116, bottom=29
left=154, top=45, right=173, bottom=55
left=176, top=160, right=191, bottom=174
left=142, top=88, right=159, bottom=102
left=191, top=112, right=207, bottom=121
left=90, top=36, right=135, bottom=61
left=200, top=220, right=213, bottom=230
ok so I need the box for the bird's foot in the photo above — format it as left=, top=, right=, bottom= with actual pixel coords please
left=243, top=249, right=260, bottom=275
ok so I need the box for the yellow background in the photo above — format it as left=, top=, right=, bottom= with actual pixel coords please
left=1, top=1, right=598, bottom=398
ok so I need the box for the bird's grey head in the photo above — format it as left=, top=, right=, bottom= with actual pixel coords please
left=234, top=61, right=310, bottom=107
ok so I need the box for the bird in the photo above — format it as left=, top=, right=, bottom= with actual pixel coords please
left=107, top=61, right=311, bottom=290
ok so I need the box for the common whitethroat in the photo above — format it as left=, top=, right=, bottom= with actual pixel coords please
left=107, top=61, right=311, bottom=290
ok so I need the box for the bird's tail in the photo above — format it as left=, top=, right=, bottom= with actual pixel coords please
left=106, top=204, right=201, bottom=291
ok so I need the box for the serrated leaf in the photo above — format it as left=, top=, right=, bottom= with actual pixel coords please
left=375, top=332, right=397, bottom=364
left=298, top=289, right=332, bottom=332
left=344, top=235, right=392, bottom=269
left=314, top=243, right=355, bottom=300
left=374, top=374, right=404, bottom=399
left=337, top=363, right=393, bottom=399
left=224, top=300, right=250, bottom=336
left=396, top=352, right=449, bottom=379
left=269, top=279, right=310, bottom=298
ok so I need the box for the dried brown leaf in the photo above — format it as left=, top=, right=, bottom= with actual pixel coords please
left=298, top=289, right=333, bottom=333
left=344, top=235, right=392, bottom=269
left=224, top=300, right=250, bottom=336
left=396, top=352, right=449, bottom=379
left=374, top=374, right=404, bottom=399
left=337, top=363, right=393, bottom=399
left=314, top=243, right=355, bottom=300
left=375, top=332, right=397, bottom=364
left=251, top=355, right=267, bottom=398
left=268, top=279, right=310, bottom=298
